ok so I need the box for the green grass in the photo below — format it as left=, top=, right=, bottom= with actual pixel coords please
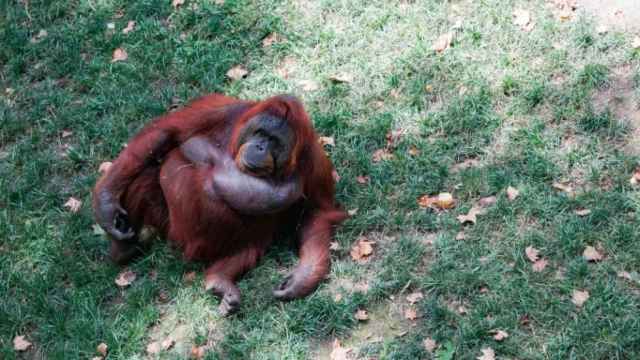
left=2, top=0, right=640, bottom=359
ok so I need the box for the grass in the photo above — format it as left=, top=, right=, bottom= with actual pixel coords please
left=2, top=0, right=640, bottom=359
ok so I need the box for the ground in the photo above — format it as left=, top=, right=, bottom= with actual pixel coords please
left=2, top=0, right=640, bottom=359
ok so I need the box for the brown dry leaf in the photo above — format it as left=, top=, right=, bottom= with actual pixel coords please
left=299, top=79, right=319, bottom=92
left=350, top=238, right=375, bottom=262
left=385, top=130, right=403, bottom=148
left=354, top=309, right=369, bottom=321
left=111, top=48, right=128, bottom=62
left=262, top=33, right=280, bottom=47
left=432, top=32, right=454, bottom=52
left=330, top=339, right=351, bottom=360
left=423, top=338, right=437, bottom=352
left=226, top=65, right=248, bottom=81
left=97, top=343, right=108, bottom=356
left=372, top=148, right=394, bottom=162
left=13, top=335, right=32, bottom=351
left=183, top=271, right=197, bottom=283
left=318, top=136, right=335, bottom=147
left=329, top=72, right=354, bottom=83
left=633, top=37, right=640, bottom=49
left=583, top=246, right=603, bottom=262
left=356, top=175, right=369, bottom=184
left=64, top=197, right=82, bottom=213
left=122, top=20, right=136, bottom=34
left=408, top=146, right=420, bottom=156
left=191, top=345, right=207, bottom=359
left=492, top=329, right=509, bottom=341
left=506, top=186, right=519, bottom=201
left=477, top=347, right=496, bottom=360
left=532, top=258, right=548, bottom=272
left=115, top=270, right=136, bottom=287
left=571, top=289, right=589, bottom=307
left=574, top=209, right=591, bottom=216
left=146, top=341, right=161, bottom=354
left=404, top=307, right=418, bottom=320
left=418, top=192, right=455, bottom=210
left=406, top=291, right=424, bottom=304
left=456, top=231, right=466, bottom=240
left=629, top=169, right=640, bottom=185
left=525, top=246, right=540, bottom=262
left=98, top=161, right=113, bottom=174
left=172, top=0, right=185, bottom=8
left=552, top=182, right=573, bottom=194
left=457, top=206, right=485, bottom=225
left=478, top=196, right=497, bottom=207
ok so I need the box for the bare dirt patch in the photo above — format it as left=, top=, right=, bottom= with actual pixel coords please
left=577, top=0, right=640, bottom=31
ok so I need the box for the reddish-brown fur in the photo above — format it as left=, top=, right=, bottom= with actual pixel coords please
left=93, top=94, right=346, bottom=311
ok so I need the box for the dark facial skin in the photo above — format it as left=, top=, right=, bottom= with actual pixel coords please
left=235, top=114, right=295, bottom=177
left=180, top=135, right=301, bottom=215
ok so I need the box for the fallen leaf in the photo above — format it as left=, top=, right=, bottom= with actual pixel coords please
left=172, top=0, right=185, bottom=8
left=115, top=270, right=136, bottom=287
left=146, top=341, right=161, bottom=355
left=61, top=130, right=73, bottom=138
left=596, top=24, right=608, bottom=34
left=455, top=231, right=466, bottom=240
left=299, top=80, right=319, bottom=92
left=30, top=29, right=48, bottom=43
left=457, top=305, right=468, bottom=315
left=513, top=9, right=534, bottom=31
left=423, top=338, right=437, bottom=352
left=629, top=169, right=640, bottom=185
left=506, top=186, right=519, bottom=201
left=525, top=246, right=540, bottom=262
left=191, top=345, right=207, bottom=359
left=350, top=238, right=375, bottom=262
left=329, top=241, right=340, bottom=251
left=571, top=289, right=589, bottom=307
left=13, top=336, right=32, bottom=351
left=418, top=192, right=455, bottom=210
left=451, top=158, right=479, bottom=172
left=492, top=329, right=509, bottom=341
left=262, top=33, right=280, bottom=47
left=404, top=307, right=418, bottom=320
left=355, top=309, right=369, bottom=321
left=122, top=20, right=136, bottom=34
left=97, top=343, right=108, bottom=356
left=92, top=357, right=103, bottom=360
left=583, top=246, right=603, bottom=262
left=356, top=175, right=369, bottom=184
left=385, top=130, right=403, bottom=148
left=183, top=271, right=196, bottom=283
left=275, top=56, right=296, bottom=78
left=161, top=338, right=175, bottom=351
left=633, top=37, right=640, bottom=49
left=332, top=169, right=341, bottom=183
left=532, top=258, right=548, bottom=272
left=330, top=339, right=351, bottom=360
left=226, top=65, right=248, bottom=80
left=98, top=161, right=113, bottom=173
left=408, top=146, right=420, bottom=156
left=406, top=291, right=424, bottom=304
left=617, top=271, right=634, bottom=281
left=432, top=32, right=454, bottom=52
left=334, top=293, right=343, bottom=302
left=318, top=136, right=335, bottom=147
left=92, top=224, right=106, bottom=236
left=477, top=347, right=495, bottom=360
left=107, top=22, right=116, bottom=30
left=574, top=209, right=591, bottom=216
left=347, top=208, right=358, bottom=216
left=457, top=206, right=485, bottom=225
left=552, top=182, right=573, bottom=194
left=329, top=72, right=353, bottom=83
left=111, top=48, right=128, bottom=62
left=64, top=197, right=82, bottom=213
left=478, top=196, right=497, bottom=207
left=372, top=148, right=394, bottom=162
